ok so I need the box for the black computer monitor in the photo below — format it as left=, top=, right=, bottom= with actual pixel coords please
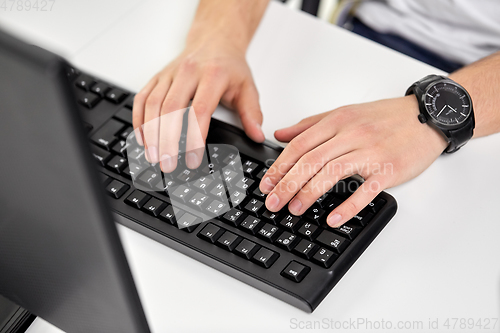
left=0, top=30, right=150, bottom=333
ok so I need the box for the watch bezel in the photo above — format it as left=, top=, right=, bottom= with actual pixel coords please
left=420, top=79, right=473, bottom=130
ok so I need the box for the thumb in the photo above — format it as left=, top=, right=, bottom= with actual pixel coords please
left=235, top=80, right=265, bottom=143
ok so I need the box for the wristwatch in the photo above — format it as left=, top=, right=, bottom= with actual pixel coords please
left=406, top=75, right=475, bottom=153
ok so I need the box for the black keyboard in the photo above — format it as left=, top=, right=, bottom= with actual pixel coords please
left=68, top=67, right=397, bottom=312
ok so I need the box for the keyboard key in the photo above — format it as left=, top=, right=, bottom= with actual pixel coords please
left=120, top=126, right=133, bottom=140
left=236, top=177, right=254, bottom=191
left=90, top=144, right=111, bottom=166
left=206, top=199, right=228, bottom=216
left=252, top=187, right=266, bottom=199
left=90, top=82, right=110, bottom=97
left=156, top=178, right=177, bottom=193
left=127, top=147, right=146, bottom=165
left=325, top=197, right=343, bottom=211
left=222, top=169, right=239, bottom=185
left=297, top=222, right=320, bottom=241
left=75, top=74, right=94, bottom=91
left=312, top=247, right=338, bottom=268
left=229, top=189, right=246, bottom=206
left=304, top=206, right=326, bottom=224
left=67, top=67, right=80, bottom=80
left=316, top=230, right=350, bottom=254
left=208, top=145, right=225, bottom=164
left=142, top=197, right=167, bottom=217
left=292, top=239, right=319, bottom=259
left=159, top=205, right=183, bottom=225
left=101, top=173, right=111, bottom=186
left=124, top=96, right=135, bottom=109
left=125, top=190, right=150, bottom=209
left=365, top=198, right=386, bottom=214
left=128, top=163, right=147, bottom=181
left=106, top=88, right=128, bottom=104
left=349, top=210, right=374, bottom=226
left=261, top=210, right=282, bottom=224
left=138, top=169, right=161, bottom=188
left=244, top=198, right=264, bottom=216
left=255, top=167, right=268, bottom=179
left=234, top=239, right=260, bottom=260
left=177, top=213, right=201, bottom=232
left=111, top=139, right=131, bottom=157
left=105, top=180, right=129, bottom=199
left=210, top=183, right=227, bottom=198
left=222, top=152, right=238, bottom=165
left=330, top=178, right=360, bottom=198
left=239, top=216, right=263, bottom=235
left=332, top=223, right=361, bottom=240
left=192, top=176, right=214, bottom=193
left=177, top=168, right=197, bottom=183
left=279, top=214, right=302, bottom=232
left=106, top=155, right=127, bottom=174
left=276, top=231, right=300, bottom=251
left=252, top=247, right=279, bottom=268
left=91, top=119, right=124, bottom=150
left=187, top=191, right=206, bottom=205
left=242, top=160, right=259, bottom=176
left=79, top=92, right=100, bottom=109
left=198, top=223, right=225, bottom=243
left=222, top=208, right=246, bottom=227
left=171, top=185, right=193, bottom=202
left=114, top=107, right=133, bottom=124
left=257, top=223, right=281, bottom=243
left=216, top=231, right=242, bottom=251
left=281, top=261, right=310, bottom=282
left=314, top=194, right=330, bottom=207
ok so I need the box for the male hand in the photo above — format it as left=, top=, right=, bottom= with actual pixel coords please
left=259, top=96, right=448, bottom=228
left=132, top=30, right=264, bottom=173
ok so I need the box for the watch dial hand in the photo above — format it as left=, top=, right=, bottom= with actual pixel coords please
left=437, top=105, right=447, bottom=117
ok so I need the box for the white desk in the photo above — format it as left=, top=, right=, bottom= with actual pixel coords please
left=2, top=1, right=500, bottom=332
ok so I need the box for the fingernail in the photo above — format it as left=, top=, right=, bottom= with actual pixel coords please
left=186, top=152, right=199, bottom=169
left=288, top=198, right=302, bottom=215
left=260, top=177, right=274, bottom=194
left=148, top=147, right=158, bottom=163
left=266, top=193, right=280, bottom=211
left=327, top=213, right=342, bottom=228
left=160, top=154, right=174, bottom=172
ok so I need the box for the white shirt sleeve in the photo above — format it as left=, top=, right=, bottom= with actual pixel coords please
left=355, top=0, right=500, bottom=65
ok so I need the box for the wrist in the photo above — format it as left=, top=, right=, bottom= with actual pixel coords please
left=186, top=23, right=250, bottom=55
left=402, top=95, right=449, bottom=155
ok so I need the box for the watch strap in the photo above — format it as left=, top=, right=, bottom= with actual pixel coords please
left=445, top=118, right=475, bottom=153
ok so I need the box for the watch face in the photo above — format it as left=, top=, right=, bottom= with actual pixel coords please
left=424, top=81, right=472, bottom=126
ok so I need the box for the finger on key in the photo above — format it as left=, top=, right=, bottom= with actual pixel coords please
left=143, top=79, right=172, bottom=163
left=186, top=77, right=228, bottom=169
left=259, top=118, right=337, bottom=195
left=264, top=136, right=353, bottom=212
left=158, top=75, right=197, bottom=173
left=287, top=153, right=358, bottom=216
left=133, top=75, right=159, bottom=146
left=235, top=80, right=265, bottom=143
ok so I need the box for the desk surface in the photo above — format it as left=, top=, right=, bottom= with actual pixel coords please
left=1, top=1, right=499, bottom=332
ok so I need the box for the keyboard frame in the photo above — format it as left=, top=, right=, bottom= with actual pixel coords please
left=76, top=69, right=398, bottom=313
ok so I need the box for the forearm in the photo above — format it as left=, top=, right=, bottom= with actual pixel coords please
left=449, top=51, right=500, bottom=138
left=187, top=0, right=270, bottom=52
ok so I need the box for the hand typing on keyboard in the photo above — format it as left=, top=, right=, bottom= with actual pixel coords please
left=259, top=96, right=448, bottom=228
left=132, top=1, right=268, bottom=173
